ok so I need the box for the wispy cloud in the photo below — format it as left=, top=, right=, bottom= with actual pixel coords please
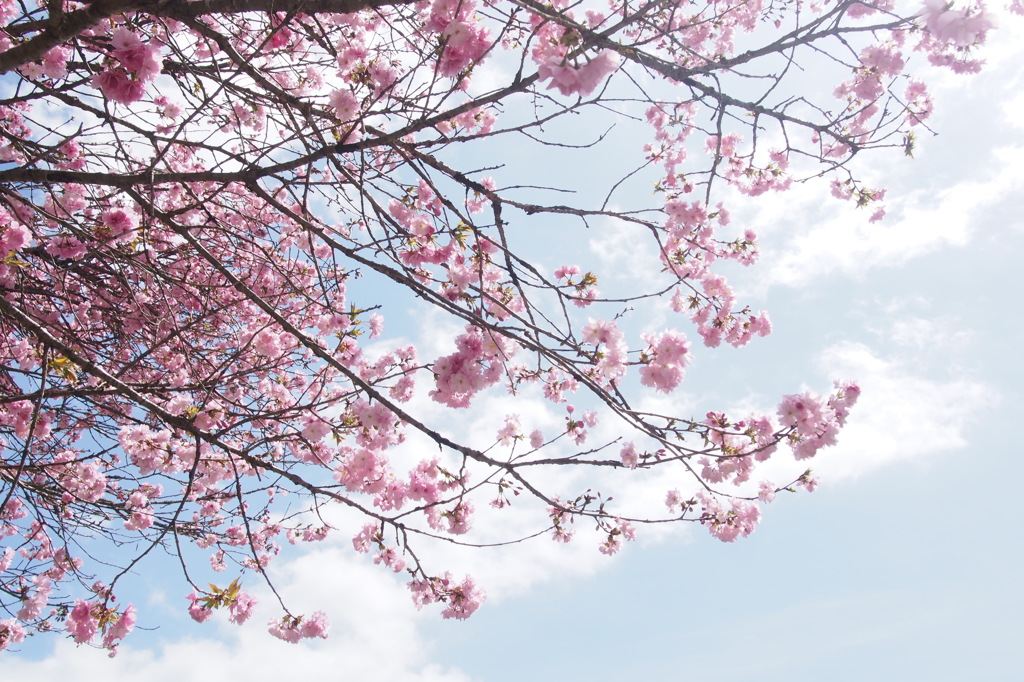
left=6, top=550, right=474, bottom=682
left=757, top=151, right=1023, bottom=291
left=807, top=339, right=992, bottom=482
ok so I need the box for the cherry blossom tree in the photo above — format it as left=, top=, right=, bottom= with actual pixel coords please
left=0, top=0, right=1002, bottom=654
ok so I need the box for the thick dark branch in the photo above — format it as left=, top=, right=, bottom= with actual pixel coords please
left=164, top=0, right=421, bottom=16
left=0, top=158, right=333, bottom=187
left=0, top=0, right=420, bottom=74
left=0, top=0, right=138, bottom=74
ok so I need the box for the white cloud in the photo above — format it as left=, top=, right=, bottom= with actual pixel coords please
left=6, top=550, right=474, bottom=682
left=757, top=155, right=1020, bottom=290
left=588, top=212, right=663, bottom=288
left=887, top=315, right=974, bottom=354
left=806, top=339, right=993, bottom=481
left=732, top=25, right=1024, bottom=294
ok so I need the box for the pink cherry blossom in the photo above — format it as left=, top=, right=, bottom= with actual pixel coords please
left=267, top=611, right=329, bottom=642
left=620, top=441, right=639, bottom=469
left=538, top=50, right=620, bottom=97
left=0, top=620, right=26, bottom=652
left=110, top=28, right=162, bottom=80
left=329, top=89, right=360, bottom=121
left=93, top=70, right=147, bottom=104
left=921, top=0, right=994, bottom=46
left=186, top=593, right=214, bottom=623
left=228, top=592, right=257, bottom=625
left=102, top=604, right=137, bottom=651
left=66, top=600, right=99, bottom=643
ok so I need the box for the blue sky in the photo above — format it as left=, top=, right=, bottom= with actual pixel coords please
left=5, top=9, right=1023, bottom=682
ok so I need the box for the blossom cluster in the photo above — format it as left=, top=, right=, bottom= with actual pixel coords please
left=538, top=50, right=621, bottom=97
left=425, top=0, right=493, bottom=79
left=430, top=325, right=520, bottom=408
left=92, top=29, right=162, bottom=104
left=408, top=573, right=485, bottom=620
left=921, top=0, right=995, bottom=48
left=528, top=5, right=620, bottom=96
left=267, top=612, right=330, bottom=643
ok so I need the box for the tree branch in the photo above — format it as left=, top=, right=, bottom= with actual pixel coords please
left=0, top=0, right=422, bottom=74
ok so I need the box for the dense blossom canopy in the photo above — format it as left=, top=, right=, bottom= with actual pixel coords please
left=0, top=0, right=1003, bottom=655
